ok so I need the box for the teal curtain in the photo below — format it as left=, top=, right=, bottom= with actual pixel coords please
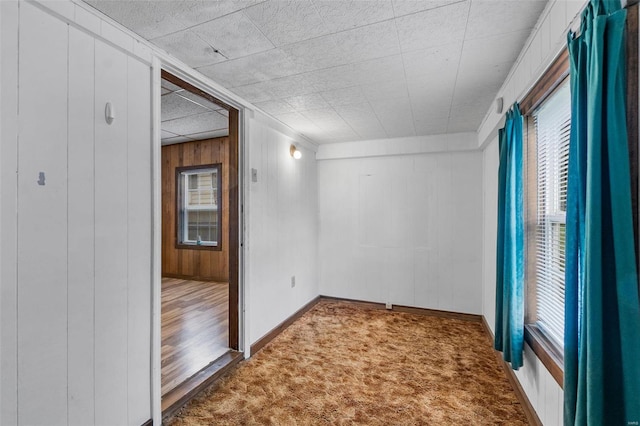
left=495, top=104, right=525, bottom=370
left=565, top=0, right=640, bottom=424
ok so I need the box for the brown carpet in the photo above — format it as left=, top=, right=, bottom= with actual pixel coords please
left=167, top=300, right=528, bottom=425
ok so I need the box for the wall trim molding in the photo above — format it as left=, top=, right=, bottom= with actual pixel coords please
left=320, top=296, right=484, bottom=323
left=249, top=295, right=485, bottom=357
left=481, top=316, right=542, bottom=426
left=316, top=132, right=480, bottom=161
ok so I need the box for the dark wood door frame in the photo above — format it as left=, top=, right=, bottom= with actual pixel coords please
left=227, top=108, right=239, bottom=350
left=161, top=70, right=240, bottom=350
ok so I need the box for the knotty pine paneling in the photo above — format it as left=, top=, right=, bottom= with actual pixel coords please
left=162, top=138, right=230, bottom=281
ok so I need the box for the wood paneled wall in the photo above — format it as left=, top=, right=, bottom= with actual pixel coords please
left=162, top=138, right=230, bottom=281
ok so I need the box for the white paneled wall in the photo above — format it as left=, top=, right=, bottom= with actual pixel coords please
left=482, top=138, right=499, bottom=333
left=318, top=146, right=483, bottom=314
left=515, top=345, right=564, bottom=426
left=478, top=0, right=585, bottom=147
left=17, top=4, right=69, bottom=421
left=482, top=136, right=564, bottom=426
left=67, top=24, right=97, bottom=425
left=2, top=2, right=152, bottom=424
left=246, top=118, right=318, bottom=348
left=0, top=0, right=3, bottom=420
left=1, top=2, right=20, bottom=423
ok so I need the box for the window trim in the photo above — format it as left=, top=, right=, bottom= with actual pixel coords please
left=175, top=163, right=223, bottom=251
left=627, top=2, right=640, bottom=274
left=521, top=52, right=569, bottom=387
left=524, top=324, right=564, bottom=385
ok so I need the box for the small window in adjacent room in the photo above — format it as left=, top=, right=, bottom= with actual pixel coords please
left=177, top=165, right=221, bottom=249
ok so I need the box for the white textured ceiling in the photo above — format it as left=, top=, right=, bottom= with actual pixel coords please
left=161, top=78, right=229, bottom=144
left=86, top=0, right=547, bottom=144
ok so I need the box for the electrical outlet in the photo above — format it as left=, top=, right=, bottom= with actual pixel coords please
left=291, top=276, right=296, bottom=288
left=385, top=302, right=392, bottom=310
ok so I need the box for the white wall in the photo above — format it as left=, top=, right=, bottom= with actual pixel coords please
left=478, top=1, right=588, bottom=424
left=1, top=2, right=152, bottom=425
left=482, top=138, right=499, bottom=332
left=245, top=114, right=319, bottom=348
left=0, top=2, right=17, bottom=424
left=317, top=136, right=483, bottom=314
left=0, top=0, right=4, bottom=420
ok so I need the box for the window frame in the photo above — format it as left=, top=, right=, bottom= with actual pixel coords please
left=175, top=163, right=223, bottom=251
left=521, top=50, right=570, bottom=388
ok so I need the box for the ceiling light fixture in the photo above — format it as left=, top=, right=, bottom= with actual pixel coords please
left=290, top=144, right=302, bottom=160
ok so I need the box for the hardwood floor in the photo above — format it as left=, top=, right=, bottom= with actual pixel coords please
left=162, top=278, right=229, bottom=396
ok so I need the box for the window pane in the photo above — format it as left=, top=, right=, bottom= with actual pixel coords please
left=532, top=79, right=571, bottom=351
left=188, top=174, right=198, bottom=189
left=178, top=166, right=221, bottom=246
left=187, top=212, right=198, bottom=241
left=186, top=210, right=217, bottom=244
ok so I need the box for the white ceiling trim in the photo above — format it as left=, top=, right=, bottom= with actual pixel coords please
left=316, top=132, right=479, bottom=161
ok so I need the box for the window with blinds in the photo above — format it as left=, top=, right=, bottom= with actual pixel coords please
left=177, top=165, right=221, bottom=248
left=531, top=79, right=571, bottom=350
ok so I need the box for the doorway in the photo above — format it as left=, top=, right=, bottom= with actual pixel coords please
left=159, top=71, right=241, bottom=413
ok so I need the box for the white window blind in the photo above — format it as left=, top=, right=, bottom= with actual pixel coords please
left=532, top=80, right=571, bottom=350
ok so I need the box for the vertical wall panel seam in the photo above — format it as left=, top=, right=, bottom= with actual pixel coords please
left=125, top=56, right=130, bottom=424
left=412, top=157, right=416, bottom=306
left=15, top=2, right=20, bottom=423
left=0, top=0, right=3, bottom=423
left=66, top=21, right=70, bottom=426
left=92, top=35, right=97, bottom=426
left=151, top=58, right=162, bottom=424
left=91, top=35, right=96, bottom=426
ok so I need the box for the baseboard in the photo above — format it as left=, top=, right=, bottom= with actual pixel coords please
left=162, top=273, right=229, bottom=282
left=140, top=419, right=153, bottom=426
left=249, top=296, right=321, bottom=355
left=481, top=316, right=542, bottom=426
left=250, top=296, right=483, bottom=357
left=319, top=295, right=483, bottom=323
left=481, top=315, right=494, bottom=342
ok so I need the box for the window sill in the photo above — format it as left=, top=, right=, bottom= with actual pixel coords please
left=175, top=243, right=221, bottom=251
left=524, top=324, right=564, bottom=388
